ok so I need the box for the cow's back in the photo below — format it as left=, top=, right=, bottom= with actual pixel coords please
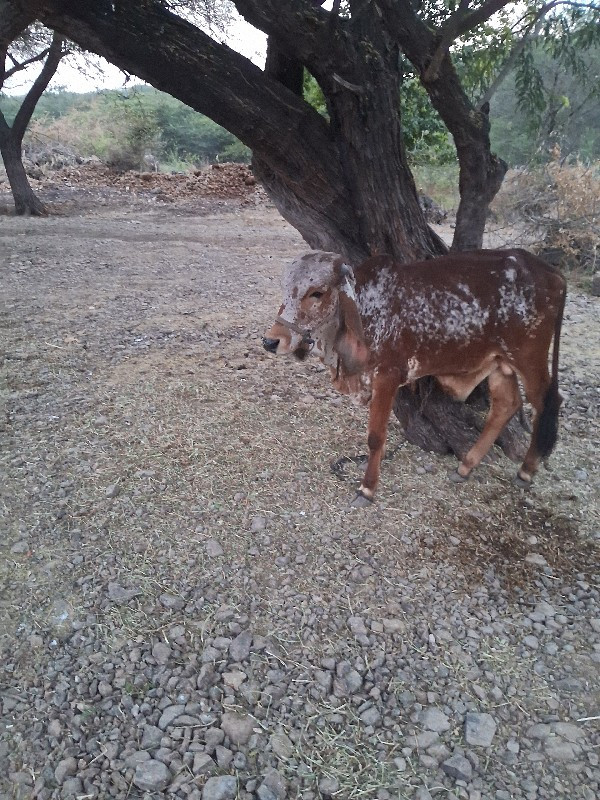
left=355, top=250, right=565, bottom=374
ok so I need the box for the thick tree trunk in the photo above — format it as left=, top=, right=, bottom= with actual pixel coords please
left=0, top=29, right=64, bottom=215
left=0, top=122, right=47, bottom=215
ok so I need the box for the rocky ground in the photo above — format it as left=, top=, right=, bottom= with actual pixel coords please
left=0, top=172, right=599, bottom=800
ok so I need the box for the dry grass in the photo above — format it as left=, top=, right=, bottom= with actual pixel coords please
left=491, top=154, right=600, bottom=273
left=1, top=200, right=599, bottom=799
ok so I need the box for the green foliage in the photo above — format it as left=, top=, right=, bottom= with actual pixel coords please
left=7, top=85, right=249, bottom=168
left=303, top=72, right=328, bottom=117
left=400, top=73, right=455, bottom=165
left=491, top=40, right=600, bottom=164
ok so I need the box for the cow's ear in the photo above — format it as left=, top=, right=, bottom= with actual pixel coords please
left=335, top=290, right=369, bottom=375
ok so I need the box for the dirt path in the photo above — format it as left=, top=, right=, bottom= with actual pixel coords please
left=1, top=199, right=599, bottom=800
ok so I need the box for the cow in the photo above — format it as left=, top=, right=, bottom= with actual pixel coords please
left=262, top=250, right=566, bottom=505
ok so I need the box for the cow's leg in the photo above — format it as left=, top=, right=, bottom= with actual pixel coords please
left=517, top=367, right=552, bottom=484
left=456, top=369, right=521, bottom=479
left=354, top=374, right=399, bottom=504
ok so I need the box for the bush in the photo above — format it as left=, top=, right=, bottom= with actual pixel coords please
left=492, top=151, right=599, bottom=273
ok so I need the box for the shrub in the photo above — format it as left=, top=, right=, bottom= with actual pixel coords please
left=492, top=151, right=599, bottom=273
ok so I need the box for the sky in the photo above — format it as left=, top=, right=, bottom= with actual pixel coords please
left=3, top=13, right=268, bottom=95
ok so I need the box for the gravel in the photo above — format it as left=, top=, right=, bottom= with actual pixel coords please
left=1, top=191, right=599, bottom=800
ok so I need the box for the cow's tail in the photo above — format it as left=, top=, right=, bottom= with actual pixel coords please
left=535, top=284, right=566, bottom=460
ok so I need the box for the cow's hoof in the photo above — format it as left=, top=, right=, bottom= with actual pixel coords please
left=514, top=473, right=533, bottom=490
left=449, top=469, right=469, bottom=484
left=350, top=492, right=373, bottom=508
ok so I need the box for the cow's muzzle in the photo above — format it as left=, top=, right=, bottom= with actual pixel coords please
left=262, top=337, right=280, bottom=353
left=274, top=316, right=315, bottom=350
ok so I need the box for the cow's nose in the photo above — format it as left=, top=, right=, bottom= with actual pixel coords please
left=262, top=337, right=280, bottom=353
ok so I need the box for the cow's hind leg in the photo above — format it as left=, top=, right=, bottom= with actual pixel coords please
left=456, top=368, right=522, bottom=480
left=517, top=367, right=555, bottom=485
left=354, top=374, right=399, bottom=504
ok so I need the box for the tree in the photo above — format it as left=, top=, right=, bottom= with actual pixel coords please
left=10, top=0, right=600, bottom=457
left=0, top=23, right=67, bottom=214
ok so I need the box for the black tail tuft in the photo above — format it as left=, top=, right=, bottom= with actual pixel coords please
left=536, top=385, right=562, bottom=459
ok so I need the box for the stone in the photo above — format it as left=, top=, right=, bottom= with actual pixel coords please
left=62, top=777, right=83, bottom=796
left=382, top=618, right=406, bottom=634
left=141, top=724, right=163, bottom=750
left=257, top=768, right=287, bottom=800
left=348, top=616, right=368, bottom=636
left=215, top=745, right=233, bottom=768
left=124, top=751, right=151, bottom=769
left=159, top=593, right=185, bottom=610
left=553, top=722, right=584, bottom=742
left=545, top=737, right=577, bottom=761
left=413, top=730, right=439, bottom=749
left=107, top=582, right=141, bottom=604
left=465, top=712, right=497, bottom=747
left=229, top=630, right=252, bottom=662
left=152, top=641, right=172, bottom=664
left=133, top=760, right=171, bottom=792
left=205, top=538, right=224, bottom=557
left=527, top=723, right=552, bottom=740
left=270, top=731, right=294, bottom=759
left=525, top=553, right=548, bottom=567
left=223, top=670, right=247, bottom=690
left=250, top=516, right=267, bottom=532
left=54, top=757, right=77, bottom=784
left=442, top=754, right=473, bottom=782
left=158, top=704, right=185, bottom=730
left=202, top=775, right=237, bottom=800
left=419, top=707, right=451, bottom=733
left=359, top=706, right=381, bottom=727
left=318, top=776, right=340, bottom=797
left=193, top=753, right=217, bottom=775
left=220, top=712, right=255, bottom=745
left=522, top=635, right=539, bottom=650
left=592, top=272, right=600, bottom=296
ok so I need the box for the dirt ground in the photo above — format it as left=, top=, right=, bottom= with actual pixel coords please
left=0, top=184, right=599, bottom=800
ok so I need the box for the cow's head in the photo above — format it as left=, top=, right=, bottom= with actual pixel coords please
left=263, top=251, right=369, bottom=374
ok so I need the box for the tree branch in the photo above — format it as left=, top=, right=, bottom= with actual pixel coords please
left=478, top=7, right=552, bottom=107
left=423, top=0, right=470, bottom=82
left=36, top=0, right=360, bottom=246
left=455, top=0, right=513, bottom=37
left=233, top=0, right=351, bottom=78
left=38, top=1, right=332, bottom=169
left=12, top=31, right=65, bottom=142
left=0, top=0, right=45, bottom=48
left=0, top=0, right=46, bottom=89
left=4, top=44, right=52, bottom=79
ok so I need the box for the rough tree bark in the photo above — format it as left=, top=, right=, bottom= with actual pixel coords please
left=30, top=0, right=526, bottom=459
left=0, top=29, right=65, bottom=215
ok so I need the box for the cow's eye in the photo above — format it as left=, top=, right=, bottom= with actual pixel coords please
left=309, top=290, right=324, bottom=299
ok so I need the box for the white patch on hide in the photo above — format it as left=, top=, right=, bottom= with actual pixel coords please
left=406, top=357, right=421, bottom=380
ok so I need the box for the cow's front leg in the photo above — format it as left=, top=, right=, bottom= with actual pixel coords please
left=354, top=374, right=400, bottom=505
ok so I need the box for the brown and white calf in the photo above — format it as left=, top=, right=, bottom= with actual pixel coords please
left=263, top=250, right=566, bottom=504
